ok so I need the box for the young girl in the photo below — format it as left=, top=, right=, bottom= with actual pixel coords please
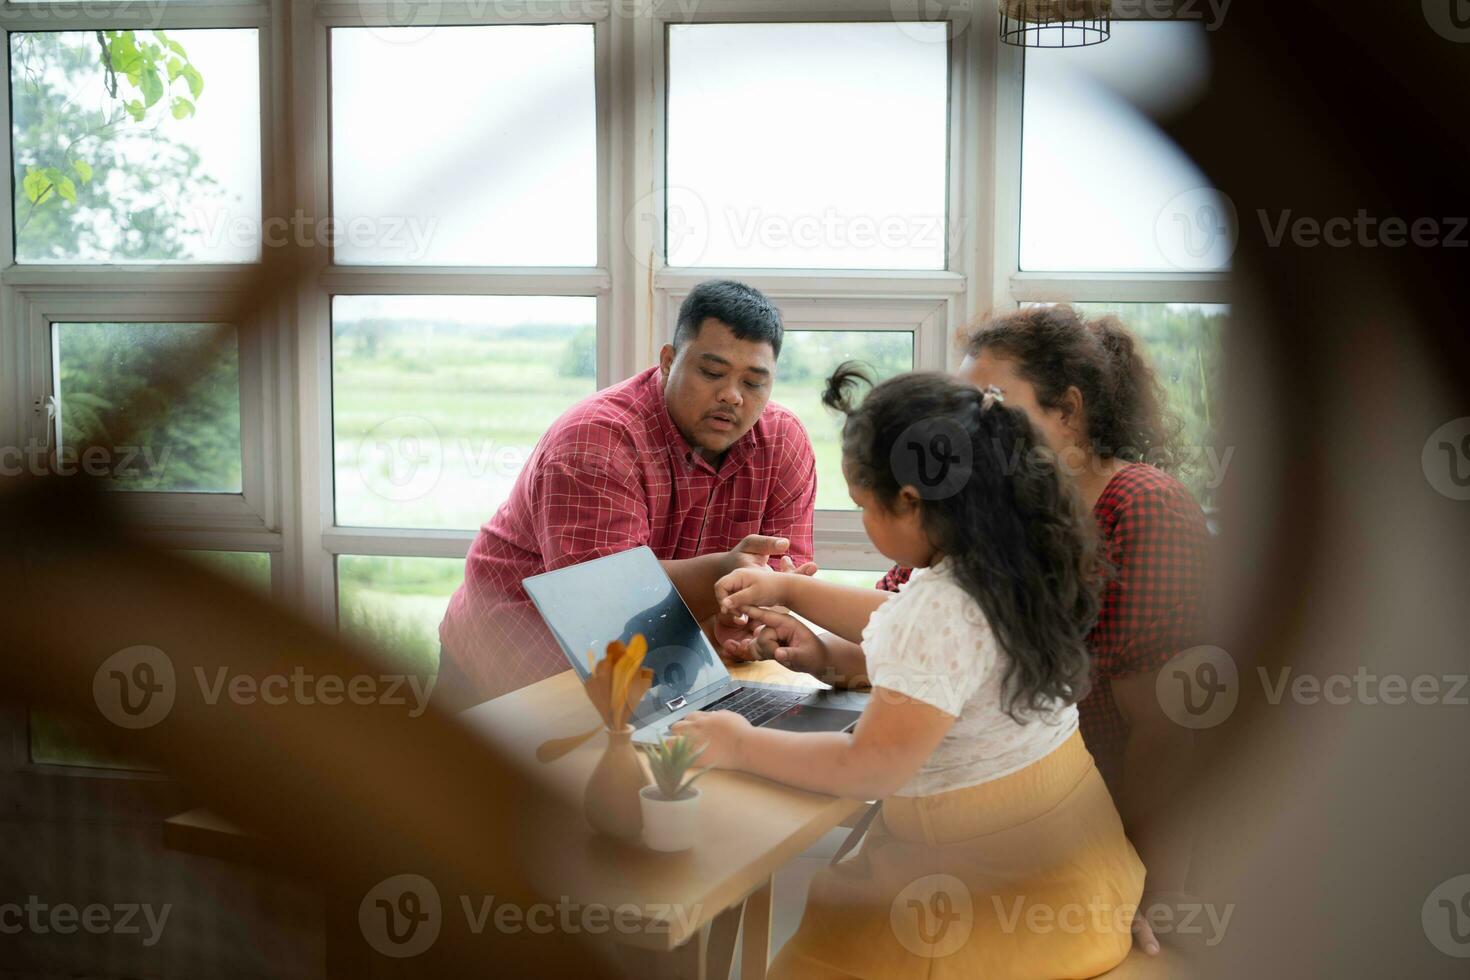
left=672, top=366, right=1145, bottom=980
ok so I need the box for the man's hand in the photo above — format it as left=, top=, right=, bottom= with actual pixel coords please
left=721, top=535, right=817, bottom=579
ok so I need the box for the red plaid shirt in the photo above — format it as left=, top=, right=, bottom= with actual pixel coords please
left=438, top=366, right=816, bottom=709
left=876, top=464, right=1210, bottom=792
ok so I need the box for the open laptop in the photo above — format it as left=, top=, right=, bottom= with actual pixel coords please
left=523, top=546, right=868, bottom=745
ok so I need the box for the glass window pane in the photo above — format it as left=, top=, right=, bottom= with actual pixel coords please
left=11, top=29, right=262, bottom=263
left=184, top=549, right=271, bottom=594
left=777, top=331, right=915, bottom=511
left=28, top=710, right=154, bottom=771
left=29, top=548, right=269, bottom=771
left=667, top=23, right=949, bottom=271
left=1058, top=302, right=1227, bottom=508
left=333, top=295, right=598, bottom=529
left=1021, top=24, right=1232, bottom=272
left=54, top=322, right=243, bottom=493
left=337, top=555, right=464, bottom=678
left=814, top=568, right=885, bottom=590
left=330, top=25, right=596, bottom=266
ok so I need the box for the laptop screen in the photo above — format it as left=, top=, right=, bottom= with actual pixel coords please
left=522, top=546, right=730, bottom=725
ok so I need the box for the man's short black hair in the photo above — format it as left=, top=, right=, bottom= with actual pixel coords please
left=673, top=280, right=783, bottom=359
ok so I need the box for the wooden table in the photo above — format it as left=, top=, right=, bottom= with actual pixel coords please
left=165, top=659, right=864, bottom=980
left=457, top=659, right=866, bottom=980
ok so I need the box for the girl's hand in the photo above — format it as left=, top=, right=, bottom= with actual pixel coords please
left=670, top=710, right=751, bottom=770
left=714, top=566, right=790, bottom=617
left=739, top=606, right=832, bottom=678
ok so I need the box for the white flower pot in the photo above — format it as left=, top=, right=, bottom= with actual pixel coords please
left=639, top=785, right=701, bottom=852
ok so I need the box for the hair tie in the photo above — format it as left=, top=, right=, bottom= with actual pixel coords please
left=980, top=385, right=1006, bottom=412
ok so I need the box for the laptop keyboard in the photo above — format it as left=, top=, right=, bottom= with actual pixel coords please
left=704, top=687, right=805, bottom=728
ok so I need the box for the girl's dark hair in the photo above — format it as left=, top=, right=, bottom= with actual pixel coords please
left=823, top=364, right=1098, bottom=718
left=966, top=306, right=1184, bottom=472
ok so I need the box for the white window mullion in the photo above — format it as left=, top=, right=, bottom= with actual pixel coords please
left=1010, top=271, right=1232, bottom=306
left=284, top=3, right=337, bottom=628
left=323, top=527, right=475, bottom=560
left=319, top=269, right=612, bottom=296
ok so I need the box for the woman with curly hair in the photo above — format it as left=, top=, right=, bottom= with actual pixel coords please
left=729, top=306, right=1212, bottom=958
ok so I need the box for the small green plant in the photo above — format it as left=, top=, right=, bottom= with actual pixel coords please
left=641, top=735, right=708, bottom=801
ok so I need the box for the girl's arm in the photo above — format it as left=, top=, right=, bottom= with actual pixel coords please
left=716, top=568, right=892, bottom=645
left=672, top=687, right=953, bottom=800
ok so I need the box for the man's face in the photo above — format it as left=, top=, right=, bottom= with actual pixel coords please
left=659, top=318, right=776, bottom=460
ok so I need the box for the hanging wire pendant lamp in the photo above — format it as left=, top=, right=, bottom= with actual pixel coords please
left=1000, top=0, right=1112, bottom=48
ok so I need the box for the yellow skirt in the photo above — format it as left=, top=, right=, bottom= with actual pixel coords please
left=770, top=732, right=1144, bottom=980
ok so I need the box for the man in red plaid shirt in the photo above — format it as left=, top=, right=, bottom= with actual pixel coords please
left=436, top=281, right=817, bottom=711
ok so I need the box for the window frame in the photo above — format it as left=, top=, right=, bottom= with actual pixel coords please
left=998, top=20, right=1232, bottom=307
left=1, top=1, right=1231, bottom=777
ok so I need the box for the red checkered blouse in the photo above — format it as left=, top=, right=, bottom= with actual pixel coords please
left=875, top=463, right=1210, bottom=792
left=438, top=366, right=817, bottom=709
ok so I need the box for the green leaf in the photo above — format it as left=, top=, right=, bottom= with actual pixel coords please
left=22, top=168, right=52, bottom=205
left=165, top=39, right=188, bottom=59
left=125, top=99, right=147, bottom=122
left=140, top=68, right=165, bottom=108
left=109, top=31, right=141, bottom=73
left=181, top=65, right=204, bottom=100
left=57, top=177, right=77, bottom=205
left=167, top=57, right=184, bottom=82
left=72, top=160, right=94, bottom=184
left=170, top=97, right=195, bottom=120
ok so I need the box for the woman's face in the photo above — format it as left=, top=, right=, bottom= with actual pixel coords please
left=958, top=349, right=1076, bottom=456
